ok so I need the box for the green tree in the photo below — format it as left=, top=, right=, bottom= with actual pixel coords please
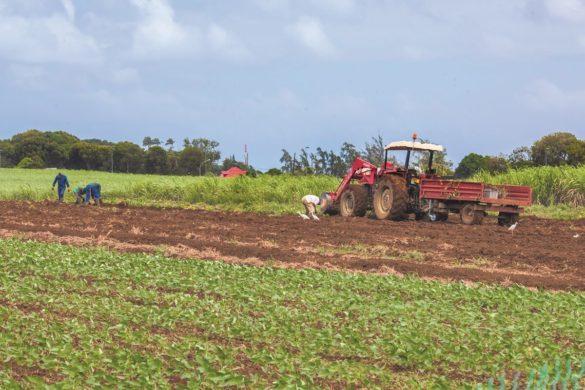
left=178, top=146, right=204, bottom=175
left=144, top=146, right=168, bottom=174
left=16, top=155, right=44, bottom=168
left=531, top=132, right=578, bottom=166
left=11, top=129, right=77, bottom=168
left=340, top=142, right=359, bottom=169
left=69, top=142, right=111, bottom=170
left=0, top=140, right=16, bottom=167
left=280, top=149, right=293, bottom=173
left=362, top=134, right=385, bottom=166
left=455, top=153, right=488, bottom=178
left=113, top=142, right=144, bottom=173
left=191, top=138, right=221, bottom=174
left=142, top=136, right=154, bottom=149
left=165, top=138, right=175, bottom=151
left=508, top=146, right=533, bottom=169
left=567, top=140, right=585, bottom=166
left=485, top=156, right=509, bottom=174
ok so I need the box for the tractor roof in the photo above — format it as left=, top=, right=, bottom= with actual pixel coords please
left=384, top=141, right=444, bottom=152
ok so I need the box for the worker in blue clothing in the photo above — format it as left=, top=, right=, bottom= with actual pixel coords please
left=73, top=183, right=102, bottom=206
left=52, top=172, right=70, bottom=202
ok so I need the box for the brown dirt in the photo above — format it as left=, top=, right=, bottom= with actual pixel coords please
left=1, top=200, right=585, bottom=290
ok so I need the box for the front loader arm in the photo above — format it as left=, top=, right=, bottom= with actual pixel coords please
left=328, top=157, right=378, bottom=203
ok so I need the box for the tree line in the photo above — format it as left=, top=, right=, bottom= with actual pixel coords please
left=279, top=134, right=454, bottom=177
left=0, top=130, right=236, bottom=175
left=1, top=129, right=582, bottom=178
left=455, top=132, right=585, bottom=177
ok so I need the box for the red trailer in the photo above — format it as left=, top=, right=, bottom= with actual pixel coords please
left=322, top=135, right=532, bottom=225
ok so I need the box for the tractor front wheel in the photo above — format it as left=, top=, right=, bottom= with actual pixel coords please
left=460, top=204, right=484, bottom=225
left=339, top=185, right=368, bottom=217
left=373, top=176, right=408, bottom=220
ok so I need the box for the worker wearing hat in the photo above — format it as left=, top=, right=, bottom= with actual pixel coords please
left=73, top=183, right=102, bottom=206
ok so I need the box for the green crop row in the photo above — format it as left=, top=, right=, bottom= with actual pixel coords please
left=1, top=239, right=584, bottom=388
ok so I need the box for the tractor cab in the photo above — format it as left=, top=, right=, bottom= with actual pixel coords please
left=383, top=135, right=444, bottom=180
left=383, top=135, right=444, bottom=212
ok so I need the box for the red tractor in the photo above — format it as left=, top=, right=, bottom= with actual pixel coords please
left=322, top=136, right=532, bottom=225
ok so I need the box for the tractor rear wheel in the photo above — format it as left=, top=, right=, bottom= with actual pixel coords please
left=373, top=176, right=408, bottom=220
left=460, top=203, right=484, bottom=225
left=497, top=212, right=519, bottom=227
left=339, top=185, right=368, bottom=217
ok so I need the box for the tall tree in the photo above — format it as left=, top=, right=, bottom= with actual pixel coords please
left=144, top=146, right=168, bottom=174
left=191, top=138, right=221, bottom=174
left=340, top=142, right=359, bottom=169
left=178, top=146, right=204, bottom=175
left=113, top=142, right=144, bottom=173
left=508, top=146, right=533, bottom=169
left=165, top=138, right=175, bottom=151
left=567, top=140, right=585, bottom=166
left=279, top=149, right=293, bottom=173
left=531, top=132, right=578, bottom=166
left=455, top=153, right=488, bottom=177
left=362, top=134, right=385, bottom=166
left=142, top=136, right=153, bottom=150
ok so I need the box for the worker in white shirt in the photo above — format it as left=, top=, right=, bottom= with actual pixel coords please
left=301, top=194, right=327, bottom=220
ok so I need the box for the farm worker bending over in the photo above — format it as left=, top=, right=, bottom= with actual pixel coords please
left=74, top=183, right=102, bottom=206
left=302, top=194, right=327, bottom=220
left=52, top=172, right=70, bottom=202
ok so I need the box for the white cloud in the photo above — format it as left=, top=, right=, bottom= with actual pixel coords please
left=130, top=0, right=196, bottom=58
left=206, top=24, right=252, bottom=62
left=543, top=0, right=585, bottom=21
left=288, top=16, right=335, bottom=57
left=522, top=79, right=585, bottom=111
left=60, top=0, right=75, bottom=21
left=0, top=11, right=101, bottom=64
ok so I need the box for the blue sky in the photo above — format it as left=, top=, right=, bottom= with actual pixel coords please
left=0, top=0, right=584, bottom=170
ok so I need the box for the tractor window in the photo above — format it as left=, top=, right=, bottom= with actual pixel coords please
left=385, top=150, right=430, bottom=172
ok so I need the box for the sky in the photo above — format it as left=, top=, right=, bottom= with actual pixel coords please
left=0, top=0, right=584, bottom=171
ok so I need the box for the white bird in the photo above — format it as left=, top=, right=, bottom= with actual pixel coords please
left=574, top=234, right=580, bottom=238
left=297, top=212, right=310, bottom=220
left=508, top=222, right=518, bottom=233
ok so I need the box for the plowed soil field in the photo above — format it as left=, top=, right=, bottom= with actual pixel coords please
left=1, top=201, right=584, bottom=290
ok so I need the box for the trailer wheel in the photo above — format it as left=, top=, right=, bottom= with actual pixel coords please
left=497, top=212, right=519, bottom=227
left=373, top=176, right=407, bottom=220
left=339, top=185, right=368, bottom=217
left=460, top=204, right=483, bottom=225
